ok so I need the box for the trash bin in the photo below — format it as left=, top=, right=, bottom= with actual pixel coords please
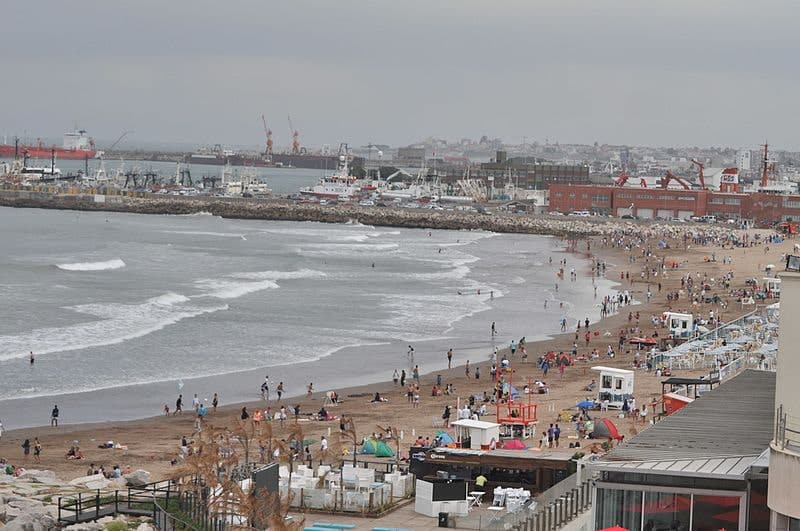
left=438, top=511, right=449, bottom=527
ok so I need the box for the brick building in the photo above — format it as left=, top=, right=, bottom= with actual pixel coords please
left=548, top=183, right=800, bottom=225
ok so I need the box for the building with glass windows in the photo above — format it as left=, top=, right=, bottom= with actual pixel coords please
left=589, top=369, right=774, bottom=530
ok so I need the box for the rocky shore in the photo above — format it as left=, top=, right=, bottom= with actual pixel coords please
left=0, top=189, right=718, bottom=238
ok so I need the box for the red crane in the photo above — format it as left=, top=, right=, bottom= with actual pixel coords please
left=261, top=114, right=273, bottom=155
left=288, top=115, right=301, bottom=155
left=661, top=170, right=690, bottom=190
left=690, top=159, right=706, bottom=190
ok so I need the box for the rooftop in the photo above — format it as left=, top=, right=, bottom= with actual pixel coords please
left=593, top=370, right=775, bottom=479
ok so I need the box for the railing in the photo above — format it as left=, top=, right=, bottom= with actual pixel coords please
left=775, top=404, right=800, bottom=453
left=517, top=479, right=593, bottom=531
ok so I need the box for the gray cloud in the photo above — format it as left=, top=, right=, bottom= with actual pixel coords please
left=2, top=0, right=798, bottom=150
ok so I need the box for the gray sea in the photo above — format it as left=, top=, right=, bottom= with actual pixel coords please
left=0, top=207, right=614, bottom=429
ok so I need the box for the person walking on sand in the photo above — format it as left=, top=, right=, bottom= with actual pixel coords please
left=261, top=376, right=270, bottom=400
left=447, top=348, right=453, bottom=369
left=465, top=360, right=470, bottom=377
left=412, top=365, right=420, bottom=382
left=33, top=437, right=41, bottom=463
left=276, top=382, right=284, bottom=401
left=174, top=395, right=183, bottom=415
left=400, top=370, right=406, bottom=387
left=30, top=351, right=34, bottom=366
left=22, top=438, right=30, bottom=461
left=392, top=369, right=399, bottom=385
left=491, top=321, right=497, bottom=337
left=307, top=382, right=314, bottom=398
left=212, top=393, right=218, bottom=412
left=50, top=404, right=59, bottom=427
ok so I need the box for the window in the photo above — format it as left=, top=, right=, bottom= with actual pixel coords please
left=691, top=495, right=740, bottom=531
left=595, top=488, right=642, bottom=531
left=643, top=491, right=692, bottom=531
left=602, top=375, right=612, bottom=389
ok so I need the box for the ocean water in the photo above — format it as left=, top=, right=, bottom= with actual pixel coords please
left=0, top=207, right=614, bottom=428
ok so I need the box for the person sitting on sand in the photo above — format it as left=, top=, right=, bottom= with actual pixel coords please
left=318, top=407, right=328, bottom=420
left=371, top=392, right=387, bottom=403
left=66, top=445, right=84, bottom=460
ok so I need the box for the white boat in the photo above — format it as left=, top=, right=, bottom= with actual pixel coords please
left=222, top=164, right=272, bottom=197
left=299, top=143, right=362, bottom=200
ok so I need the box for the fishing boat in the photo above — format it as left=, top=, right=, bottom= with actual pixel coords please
left=299, top=143, right=363, bottom=200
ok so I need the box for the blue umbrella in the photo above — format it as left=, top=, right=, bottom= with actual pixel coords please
left=577, top=400, right=595, bottom=409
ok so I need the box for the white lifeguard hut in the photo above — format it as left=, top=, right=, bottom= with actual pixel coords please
left=663, top=311, right=694, bottom=339
left=764, top=277, right=781, bottom=298
left=591, top=366, right=635, bottom=409
left=451, top=419, right=501, bottom=450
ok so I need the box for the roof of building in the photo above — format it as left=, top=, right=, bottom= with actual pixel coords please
left=661, top=376, right=720, bottom=386
left=451, top=419, right=500, bottom=430
left=594, top=370, right=775, bottom=479
left=591, top=366, right=634, bottom=375
left=432, top=447, right=574, bottom=462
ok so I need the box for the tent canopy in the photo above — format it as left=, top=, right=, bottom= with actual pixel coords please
left=591, top=418, right=624, bottom=441
left=502, top=439, right=526, bottom=450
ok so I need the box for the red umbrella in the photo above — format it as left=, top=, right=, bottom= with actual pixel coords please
left=599, top=526, right=629, bottom=531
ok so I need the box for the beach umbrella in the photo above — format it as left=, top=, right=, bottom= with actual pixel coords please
left=599, top=526, right=629, bottom=531
left=577, top=400, right=595, bottom=409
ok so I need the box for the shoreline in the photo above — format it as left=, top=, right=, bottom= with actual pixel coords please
left=0, top=234, right=613, bottom=430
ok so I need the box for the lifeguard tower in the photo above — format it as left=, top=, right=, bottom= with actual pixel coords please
left=663, top=311, right=694, bottom=339
left=591, top=366, right=634, bottom=409
left=496, top=397, right=538, bottom=439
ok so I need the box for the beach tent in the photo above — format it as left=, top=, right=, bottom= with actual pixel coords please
left=591, top=418, right=624, bottom=442
left=436, top=431, right=455, bottom=445
left=374, top=440, right=394, bottom=457
left=599, top=527, right=629, bottom=531
left=361, top=439, right=377, bottom=454
left=503, top=439, right=526, bottom=450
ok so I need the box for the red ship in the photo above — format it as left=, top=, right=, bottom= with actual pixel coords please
left=0, top=130, right=97, bottom=160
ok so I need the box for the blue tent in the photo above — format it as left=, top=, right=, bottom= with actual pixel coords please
left=436, top=431, right=454, bottom=444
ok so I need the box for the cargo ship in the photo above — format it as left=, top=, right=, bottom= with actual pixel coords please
left=185, top=145, right=364, bottom=170
left=0, top=130, right=98, bottom=160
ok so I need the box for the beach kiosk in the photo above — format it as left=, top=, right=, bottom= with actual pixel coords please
left=451, top=419, right=501, bottom=450
left=662, top=311, right=694, bottom=339
left=591, top=366, right=634, bottom=409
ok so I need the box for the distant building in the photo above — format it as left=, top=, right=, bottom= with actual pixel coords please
left=737, top=149, right=753, bottom=171
left=396, top=147, right=426, bottom=167
left=474, top=151, right=590, bottom=190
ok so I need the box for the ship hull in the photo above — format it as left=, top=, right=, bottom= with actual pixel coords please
left=271, top=153, right=364, bottom=170
left=0, top=145, right=97, bottom=160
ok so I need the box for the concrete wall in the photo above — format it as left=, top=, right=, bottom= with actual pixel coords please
left=769, top=272, right=800, bottom=520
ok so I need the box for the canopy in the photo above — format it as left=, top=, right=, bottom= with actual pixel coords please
left=629, top=336, right=657, bottom=346
left=591, top=418, right=624, bottom=442
left=502, top=439, right=526, bottom=450
left=577, top=400, right=596, bottom=409
left=361, top=439, right=378, bottom=454
left=374, top=440, right=394, bottom=457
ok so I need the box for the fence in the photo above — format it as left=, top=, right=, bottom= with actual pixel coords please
left=775, top=404, right=800, bottom=454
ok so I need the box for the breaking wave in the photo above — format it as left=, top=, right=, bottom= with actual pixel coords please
left=57, top=259, right=126, bottom=271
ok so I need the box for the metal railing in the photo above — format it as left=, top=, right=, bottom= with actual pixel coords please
left=775, top=404, right=800, bottom=453
left=517, top=479, right=593, bottom=531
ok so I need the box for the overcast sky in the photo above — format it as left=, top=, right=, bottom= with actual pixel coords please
left=2, top=1, right=798, bottom=150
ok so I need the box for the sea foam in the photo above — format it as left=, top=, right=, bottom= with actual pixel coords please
left=56, top=258, right=126, bottom=271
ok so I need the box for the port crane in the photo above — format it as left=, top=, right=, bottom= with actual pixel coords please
left=287, top=115, right=301, bottom=155
left=661, top=170, right=691, bottom=190
left=261, top=114, right=273, bottom=155
left=690, top=159, right=706, bottom=190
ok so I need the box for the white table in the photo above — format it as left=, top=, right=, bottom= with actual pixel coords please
left=469, top=491, right=485, bottom=507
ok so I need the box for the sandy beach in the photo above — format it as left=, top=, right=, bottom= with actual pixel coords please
left=0, top=222, right=790, bottom=484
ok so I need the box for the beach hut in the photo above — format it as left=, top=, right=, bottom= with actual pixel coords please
left=451, top=419, right=501, bottom=450
left=764, top=277, right=781, bottom=298
left=662, top=311, right=694, bottom=339
left=591, top=366, right=634, bottom=409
